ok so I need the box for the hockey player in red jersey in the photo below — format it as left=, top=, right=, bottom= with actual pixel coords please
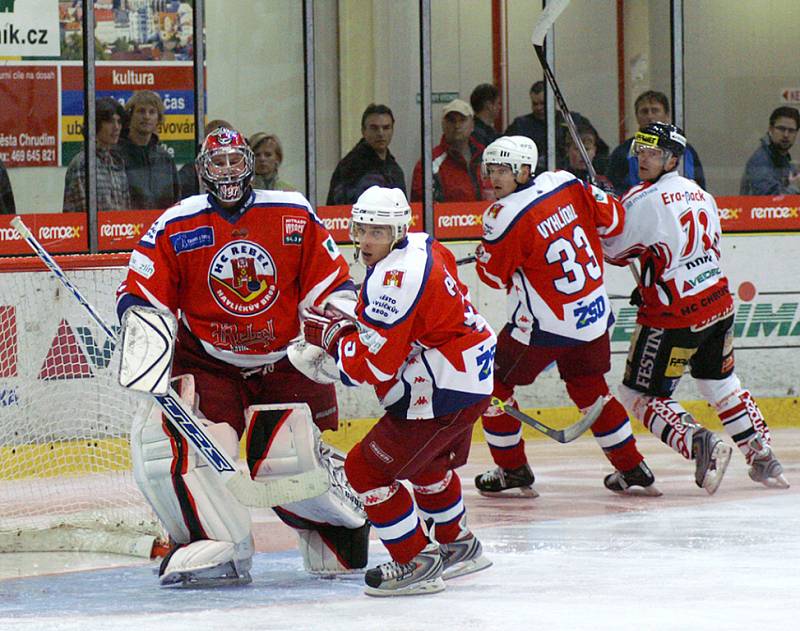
left=603, top=122, right=789, bottom=493
left=116, top=127, right=368, bottom=586
left=473, top=135, right=658, bottom=497
left=302, top=186, right=496, bottom=596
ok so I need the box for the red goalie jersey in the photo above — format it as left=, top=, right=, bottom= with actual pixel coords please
left=117, top=190, right=354, bottom=368
left=333, top=232, right=497, bottom=420
left=476, top=171, right=623, bottom=346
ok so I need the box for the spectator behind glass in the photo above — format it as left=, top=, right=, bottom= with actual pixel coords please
left=505, top=81, right=547, bottom=172
left=248, top=132, right=295, bottom=191
left=411, top=98, right=491, bottom=203
left=504, top=81, right=606, bottom=175
left=0, top=158, right=15, bottom=215
left=326, top=103, right=406, bottom=205
left=470, top=83, right=501, bottom=148
left=62, top=97, right=131, bottom=213
left=117, top=90, right=181, bottom=210
left=178, top=118, right=233, bottom=197
left=740, top=106, right=800, bottom=195
left=558, top=121, right=614, bottom=193
left=606, top=90, right=705, bottom=197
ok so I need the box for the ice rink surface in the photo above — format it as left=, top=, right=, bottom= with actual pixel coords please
left=1, top=430, right=798, bottom=631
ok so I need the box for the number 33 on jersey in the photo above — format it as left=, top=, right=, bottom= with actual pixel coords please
left=476, top=171, right=623, bottom=346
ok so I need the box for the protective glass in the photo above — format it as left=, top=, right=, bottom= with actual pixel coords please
left=349, top=221, right=395, bottom=245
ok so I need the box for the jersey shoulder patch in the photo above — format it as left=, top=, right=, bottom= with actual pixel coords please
left=361, top=233, right=431, bottom=328
left=141, top=197, right=211, bottom=247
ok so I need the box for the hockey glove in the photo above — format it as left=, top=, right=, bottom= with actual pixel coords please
left=629, top=287, right=643, bottom=307
left=302, top=305, right=357, bottom=358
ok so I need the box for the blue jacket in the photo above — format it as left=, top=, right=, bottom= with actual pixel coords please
left=739, top=135, right=800, bottom=195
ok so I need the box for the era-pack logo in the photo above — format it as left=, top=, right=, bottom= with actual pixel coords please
left=283, top=216, right=307, bottom=245
left=208, top=240, right=279, bottom=316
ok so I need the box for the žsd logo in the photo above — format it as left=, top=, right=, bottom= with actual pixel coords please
left=208, top=240, right=279, bottom=316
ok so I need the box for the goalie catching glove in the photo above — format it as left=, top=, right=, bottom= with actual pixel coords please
left=302, top=305, right=357, bottom=357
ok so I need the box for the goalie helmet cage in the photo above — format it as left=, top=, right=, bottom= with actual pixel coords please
left=0, top=253, right=165, bottom=557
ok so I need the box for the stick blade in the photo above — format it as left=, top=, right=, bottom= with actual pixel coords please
left=531, top=0, right=571, bottom=46
left=226, top=469, right=330, bottom=508
left=561, top=396, right=605, bottom=442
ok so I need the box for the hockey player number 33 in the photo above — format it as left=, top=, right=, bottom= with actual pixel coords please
left=545, top=225, right=602, bottom=295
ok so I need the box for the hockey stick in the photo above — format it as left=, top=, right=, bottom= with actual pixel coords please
left=531, top=0, right=641, bottom=284
left=11, top=217, right=329, bottom=508
left=492, top=395, right=604, bottom=443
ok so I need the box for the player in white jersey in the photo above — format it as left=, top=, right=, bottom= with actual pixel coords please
left=473, top=136, right=657, bottom=497
left=604, top=122, right=789, bottom=493
left=302, top=186, right=496, bottom=596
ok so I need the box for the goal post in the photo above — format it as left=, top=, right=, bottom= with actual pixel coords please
left=0, top=253, right=165, bottom=557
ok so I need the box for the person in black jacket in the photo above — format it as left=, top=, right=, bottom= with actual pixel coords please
left=117, top=90, right=180, bottom=210
left=0, top=158, right=15, bottom=215
left=326, top=103, right=406, bottom=205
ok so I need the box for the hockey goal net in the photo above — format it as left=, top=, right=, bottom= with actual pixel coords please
left=0, top=253, right=165, bottom=557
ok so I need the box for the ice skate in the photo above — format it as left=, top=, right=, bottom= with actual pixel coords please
left=748, top=437, right=790, bottom=489
left=692, top=428, right=732, bottom=495
left=604, top=461, right=662, bottom=497
left=474, top=464, right=538, bottom=498
left=439, top=530, right=492, bottom=580
left=158, top=540, right=253, bottom=588
left=363, top=542, right=445, bottom=597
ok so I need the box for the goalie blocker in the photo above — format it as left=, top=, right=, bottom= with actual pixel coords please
left=133, top=376, right=368, bottom=587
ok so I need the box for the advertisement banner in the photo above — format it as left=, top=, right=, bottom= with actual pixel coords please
left=97, top=209, right=161, bottom=251
left=0, top=66, right=59, bottom=167
left=61, top=64, right=196, bottom=166
left=0, top=214, right=86, bottom=255
left=717, top=195, right=800, bottom=232
left=0, top=0, right=60, bottom=57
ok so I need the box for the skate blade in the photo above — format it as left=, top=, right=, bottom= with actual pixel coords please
left=613, top=484, right=663, bottom=497
left=760, top=474, right=790, bottom=489
left=364, top=576, right=446, bottom=597
left=478, top=486, right=539, bottom=499
left=702, top=443, right=733, bottom=495
left=443, top=556, right=493, bottom=580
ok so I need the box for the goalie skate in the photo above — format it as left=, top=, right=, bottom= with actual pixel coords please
left=364, top=542, right=445, bottom=597
left=692, top=429, right=732, bottom=495
left=604, top=461, right=662, bottom=497
left=748, top=437, right=790, bottom=489
left=440, top=530, right=492, bottom=580
left=159, top=540, right=253, bottom=588
left=474, top=464, right=538, bottom=498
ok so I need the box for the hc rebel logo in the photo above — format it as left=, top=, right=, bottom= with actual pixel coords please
left=208, top=240, right=279, bottom=316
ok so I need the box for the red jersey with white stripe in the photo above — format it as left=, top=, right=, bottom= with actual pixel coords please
left=476, top=171, right=623, bottom=346
left=117, top=190, right=353, bottom=368
left=603, top=171, right=733, bottom=328
left=334, top=232, right=497, bottom=420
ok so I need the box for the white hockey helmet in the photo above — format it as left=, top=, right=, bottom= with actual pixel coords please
left=481, top=135, right=538, bottom=177
left=350, top=186, right=411, bottom=243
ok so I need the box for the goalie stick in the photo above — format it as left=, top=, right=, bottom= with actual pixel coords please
left=531, top=0, right=641, bottom=284
left=492, top=395, right=603, bottom=444
left=11, top=216, right=329, bottom=509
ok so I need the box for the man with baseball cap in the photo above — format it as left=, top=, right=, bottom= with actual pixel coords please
left=411, top=98, right=491, bottom=202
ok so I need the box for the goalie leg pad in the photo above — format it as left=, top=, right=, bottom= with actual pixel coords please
left=296, top=521, right=371, bottom=575
left=132, top=375, right=254, bottom=584
left=246, top=403, right=365, bottom=528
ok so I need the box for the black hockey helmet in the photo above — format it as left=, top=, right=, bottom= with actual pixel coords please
left=631, top=122, right=686, bottom=158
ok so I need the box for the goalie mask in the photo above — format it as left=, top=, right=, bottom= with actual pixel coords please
left=197, top=127, right=254, bottom=204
